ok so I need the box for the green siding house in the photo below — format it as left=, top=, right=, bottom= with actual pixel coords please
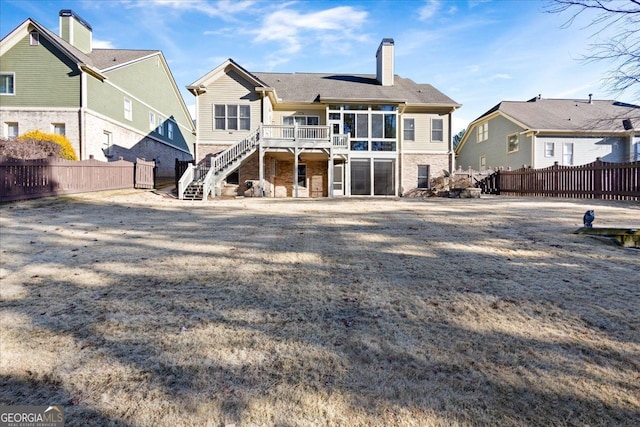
left=0, top=10, right=194, bottom=177
left=455, top=96, right=639, bottom=172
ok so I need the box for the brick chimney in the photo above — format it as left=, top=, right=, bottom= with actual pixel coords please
left=59, top=9, right=92, bottom=54
left=376, top=38, right=394, bottom=86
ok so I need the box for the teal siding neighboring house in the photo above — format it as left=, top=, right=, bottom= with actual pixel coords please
left=455, top=96, right=639, bottom=171
left=0, top=10, right=194, bottom=177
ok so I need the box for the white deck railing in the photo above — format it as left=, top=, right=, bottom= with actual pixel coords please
left=261, top=124, right=330, bottom=141
left=177, top=165, right=194, bottom=200
left=333, top=133, right=349, bottom=150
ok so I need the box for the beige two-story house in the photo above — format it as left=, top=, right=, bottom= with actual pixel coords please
left=183, top=39, right=460, bottom=199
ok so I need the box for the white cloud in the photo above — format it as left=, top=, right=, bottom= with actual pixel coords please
left=491, top=73, right=512, bottom=80
left=418, top=0, right=440, bottom=21
left=253, top=5, right=368, bottom=56
left=93, top=39, right=116, bottom=49
left=123, top=0, right=255, bottom=20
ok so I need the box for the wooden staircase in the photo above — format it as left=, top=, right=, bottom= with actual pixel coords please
left=182, top=180, right=204, bottom=200
left=178, top=128, right=260, bottom=201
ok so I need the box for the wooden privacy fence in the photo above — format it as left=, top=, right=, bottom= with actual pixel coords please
left=477, top=159, right=639, bottom=200
left=0, top=155, right=156, bottom=202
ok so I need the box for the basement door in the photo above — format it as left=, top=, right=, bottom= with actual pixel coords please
left=333, top=162, right=344, bottom=196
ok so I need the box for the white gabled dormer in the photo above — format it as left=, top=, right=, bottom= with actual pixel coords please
left=59, top=9, right=92, bottom=54
left=376, top=38, right=394, bottom=87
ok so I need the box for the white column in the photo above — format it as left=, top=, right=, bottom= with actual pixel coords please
left=259, top=145, right=264, bottom=197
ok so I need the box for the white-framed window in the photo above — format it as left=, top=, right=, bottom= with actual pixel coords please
left=403, top=118, right=415, bottom=141
left=29, top=31, right=39, bottom=46
left=479, top=155, right=486, bottom=170
left=6, top=122, right=19, bottom=139
left=0, top=73, right=15, bottom=95
left=297, top=164, right=307, bottom=187
left=168, top=122, right=174, bottom=140
left=157, top=116, right=164, bottom=135
left=545, top=142, right=555, bottom=157
left=417, top=165, right=430, bottom=189
left=52, top=123, right=65, bottom=135
left=507, top=133, right=519, bottom=153
left=149, top=112, right=156, bottom=131
left=283, top=116, right=320, bottom=126
left=214, top=104, right=250, bottom=130
left=102, top=131, right=112, bottom=156
left=431, top=118, right=444, bottom=142
left=563, top=143, right=574, bottom=165
left=477, top=122, right=488, bottom=142
left=124, top=98, right=132, bottom=121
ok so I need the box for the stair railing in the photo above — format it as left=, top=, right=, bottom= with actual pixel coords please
left=178, top=165, right=195, bottom=200
left=201, top=166, right=215, bottom=201
left=211, top=128, right=260, bottom=176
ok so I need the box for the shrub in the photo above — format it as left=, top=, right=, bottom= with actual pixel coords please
left=0, top=138, right=63, bottom=159
left=16, top=130, right=78, bottom=160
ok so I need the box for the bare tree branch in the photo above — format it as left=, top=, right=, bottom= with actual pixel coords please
left=544, top=0, right=640, bottom=102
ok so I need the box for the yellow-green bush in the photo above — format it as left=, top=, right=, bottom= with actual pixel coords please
left=17, top=130, right=78, bottom=160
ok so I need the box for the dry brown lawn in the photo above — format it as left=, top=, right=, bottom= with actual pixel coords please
left=1, top=189, right=639, bottom=427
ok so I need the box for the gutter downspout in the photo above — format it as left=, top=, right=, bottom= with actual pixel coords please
left=79, top=67, right=87, bottom=160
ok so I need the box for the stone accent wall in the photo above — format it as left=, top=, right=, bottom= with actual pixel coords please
left=401, top=153, right=449, bottom=195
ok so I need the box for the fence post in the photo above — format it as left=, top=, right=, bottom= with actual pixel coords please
left=553, top=161, right=559, bottom=197
left=594, top=157, right=603, bottom=199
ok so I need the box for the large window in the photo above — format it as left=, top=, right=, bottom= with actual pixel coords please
left=214, top=104, right=250, bottom=130
left=404, top=118, right=415, bottom=141
left=168, top=122, right=174, bottom=140
left=0, top=73, right=15, bottom=95
left=477, top=122, right=488, bottom=142
left=329, top=105, right=397, bottom=153
left=418, top=165, right=430, bottom=189
left=149, top=112, right=156, bottom=131
left=431, top=118, right=444, bottom=142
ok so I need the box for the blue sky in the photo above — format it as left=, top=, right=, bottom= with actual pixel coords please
left=0, top=0, right=633, bottom=133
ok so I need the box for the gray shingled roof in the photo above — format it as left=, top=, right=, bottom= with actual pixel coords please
left=90, top=49, right=159, bottom=70
left=484, top=98, right=639, bottom=132
left=252, top=72, right=460, bottom=107
left=28, top=19, right=158, bottom=71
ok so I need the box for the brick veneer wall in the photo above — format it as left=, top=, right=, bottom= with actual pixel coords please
left=401, top=153, right=449, bottom=194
